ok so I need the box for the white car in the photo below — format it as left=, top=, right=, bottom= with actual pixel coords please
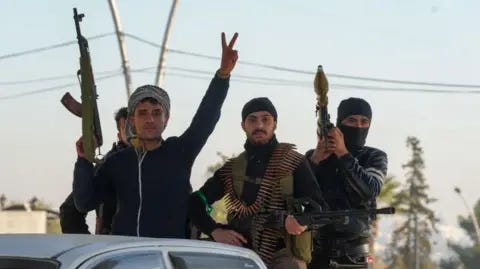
left=0, top=234, right=267, bottom=269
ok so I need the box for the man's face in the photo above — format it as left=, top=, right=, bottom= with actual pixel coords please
left=341, top=115, right=370, bottom=128
left=241, top=111, right=276, bottom=145
left=129, top=100, right=169, bottom=141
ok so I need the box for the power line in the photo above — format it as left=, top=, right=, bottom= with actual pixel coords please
left=0, top=33, right=480, bottom=97
left=332, top=83, right=480, bottom=95
left=124, top=33, right=220, bottom=61
left=3, top=32, right=480, bottom=89
left=0, top=74, right=77, bottom=85
left=0, top=68, right=121, bottom=85
left=0, top=73, right=122, bottom=101
left=3, top=66, right=480, bottom=101
left=134, top=66, right=480, bottom=95
left=145, top=66, right=308, bottom=84
left=0, top=33, right=114, bottom=61
left=132, top=67, right=314, bottom=86
left=124, top=33, right=480, bottom=89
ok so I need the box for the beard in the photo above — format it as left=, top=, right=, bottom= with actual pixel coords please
left=247, top=129, right=271, bottom=145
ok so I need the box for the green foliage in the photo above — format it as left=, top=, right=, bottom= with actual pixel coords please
left=387, top=137, right=439, bottom=268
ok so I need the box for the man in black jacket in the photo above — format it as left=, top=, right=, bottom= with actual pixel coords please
left=306, top=98, right=388, bottom=269
left=73, top=32, right=239, bottom=238
left=189, top=97, right=326, bottom=269
left=60, top=107, right=129, bottom=234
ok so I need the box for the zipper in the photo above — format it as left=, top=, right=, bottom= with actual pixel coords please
left=136, top=150, right=147, bottom=236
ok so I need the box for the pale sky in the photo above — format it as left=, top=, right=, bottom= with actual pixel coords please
left=1, top=0, right=479, bottom=253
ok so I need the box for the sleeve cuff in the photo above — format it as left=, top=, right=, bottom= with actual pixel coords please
left=204, top=222, right=224, bottom=236
left=215, top=69, right=231, bottom=80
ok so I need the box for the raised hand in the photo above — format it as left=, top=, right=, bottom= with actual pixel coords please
left=330, top=127, right=348, bottom=157
left=311, top=134, right=336, bottom=164
left=75, top=136, right=97, bottom=161
left=219, top=32, right=239, bottom=77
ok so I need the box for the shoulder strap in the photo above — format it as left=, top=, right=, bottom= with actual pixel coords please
left=231, top=151, right=247, bottom=197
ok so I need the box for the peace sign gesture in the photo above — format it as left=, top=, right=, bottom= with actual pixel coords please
left=219, top=32, right=239, bottom=77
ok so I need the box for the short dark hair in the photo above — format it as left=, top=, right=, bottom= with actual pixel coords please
left=115, top=107, right=128, bottom=131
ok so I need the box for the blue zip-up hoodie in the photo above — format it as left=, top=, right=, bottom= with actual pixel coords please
left=73, top=74, right=229, bottom=238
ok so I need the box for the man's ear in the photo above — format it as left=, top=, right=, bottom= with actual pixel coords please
left=273, top=121, right=277, bottom=132
left=241, top=121, right=246, bottom=132
left=165, top=115, right=170, bottom=127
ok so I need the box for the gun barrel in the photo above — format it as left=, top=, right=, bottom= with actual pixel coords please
left=73, top=8, right=82, bottom=37
left=294, top=207, right=395, bottom=227
left=320, top=207, right=395, bottom=217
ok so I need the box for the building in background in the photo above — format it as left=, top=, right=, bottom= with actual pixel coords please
left=0, top=194, right=60, bottom=234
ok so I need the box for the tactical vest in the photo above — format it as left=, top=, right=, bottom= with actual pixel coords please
left=219, top=143, right=312, bottom=264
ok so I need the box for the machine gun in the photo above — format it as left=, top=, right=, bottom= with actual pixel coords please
left=263, top=197, right=395, bottom=230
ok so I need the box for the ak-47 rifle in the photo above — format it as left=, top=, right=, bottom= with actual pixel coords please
left=263, top=198, right=395, bottom=230
left=61, top=8, right=103, bottom=163
left=314, top=65, right=334, bottom=148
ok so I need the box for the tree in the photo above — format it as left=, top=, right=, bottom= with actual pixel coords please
left=371, top=175, right=402, bottom=259
left=438, top=258, right=462, bottom=269
left=387, top=136, right=439, bottom=269
left=445, top=198, right=480, bottom=268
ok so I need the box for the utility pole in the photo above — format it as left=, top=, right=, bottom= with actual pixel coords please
left=155, top=0, right=179, bottom=87
left=108, top=0, right=132, bottom=98
left=454, top=187, right=480, bottom=244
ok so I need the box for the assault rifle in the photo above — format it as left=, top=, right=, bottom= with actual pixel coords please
left=61, top=8, right=103, bottom=163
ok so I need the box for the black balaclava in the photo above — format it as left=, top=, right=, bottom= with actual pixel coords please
left=336, top=97, right=372, bottom=151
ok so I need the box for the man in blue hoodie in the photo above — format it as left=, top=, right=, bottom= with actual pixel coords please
left=73, top=32, right=239, bottom=238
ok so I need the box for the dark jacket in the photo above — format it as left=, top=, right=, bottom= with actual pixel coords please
left=60, top=141, right=128, bottom=234
left=305, top=146, right=388, bottom=239
left=73, top=74, right=229, bottom=238
left=59, top=193, right=89, bottom=234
